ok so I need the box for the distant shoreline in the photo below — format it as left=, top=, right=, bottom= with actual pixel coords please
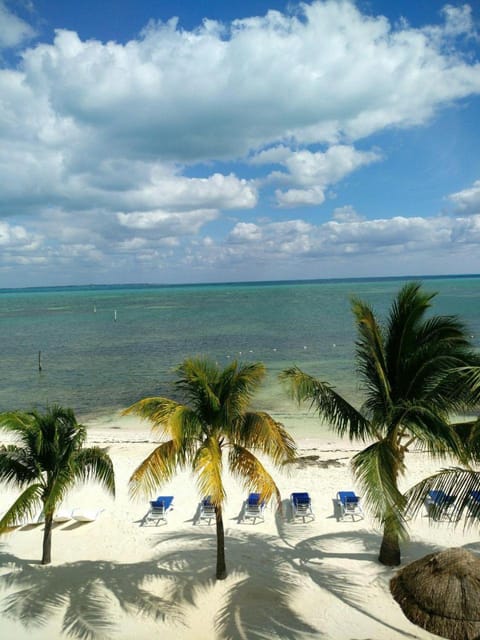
left=1, top=272, right=479, bottom=295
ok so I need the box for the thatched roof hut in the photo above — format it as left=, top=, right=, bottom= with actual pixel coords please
left=390, top=547, right=480, bottom=640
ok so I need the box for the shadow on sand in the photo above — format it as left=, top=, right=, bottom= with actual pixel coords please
left=0, top=518, right=444, bottom=640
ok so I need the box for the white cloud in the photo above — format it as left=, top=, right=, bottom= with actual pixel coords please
left=117, top=208, right=218, bottom=233
left=424, top=5, right=477, bottom=41
left=448, top=179, right=480, bottom=214
left=269, top=145, right=380, bottom=206
left=15, top=1, right=480, bottom=164
left=218, top=214, right=479, bottom=265
left=0, top=1, right=479, bottom=284
left=0, top=220, right=39, bottom=248
left=229, top=222, right=263, bottom=243
left=332, top=205, right=364, bottom=222
left=275, top=186, right=327, bottom=206
left=0, top=1, right=35, bottom=49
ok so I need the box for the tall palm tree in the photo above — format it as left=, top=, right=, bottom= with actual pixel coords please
left=0, top=405, right=115, bottom=564
left=125, top=357, right=296, bottom=580
left=281, top=282, right=479, bottom=566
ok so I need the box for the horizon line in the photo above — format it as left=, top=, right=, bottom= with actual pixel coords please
left=1, top=272, right=479, bottom=293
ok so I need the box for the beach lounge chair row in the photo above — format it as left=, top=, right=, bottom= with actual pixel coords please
left=142, top=491, right=366, bottom=526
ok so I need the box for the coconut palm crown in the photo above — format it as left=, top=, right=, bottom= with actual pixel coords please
left=125, top=357, right=296, bottom=580
left=0, top=405, right=115, bottom=564
left=281, top=282, right=479, bottom=566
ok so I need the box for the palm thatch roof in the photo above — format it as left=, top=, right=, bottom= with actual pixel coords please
left=390, top=547, right=480, bottom=640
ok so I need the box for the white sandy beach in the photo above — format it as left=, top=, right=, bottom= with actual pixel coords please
left=0, top=413, right=478, bottom=640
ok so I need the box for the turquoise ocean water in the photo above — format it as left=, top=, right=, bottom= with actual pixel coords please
left=0, top=276, right=479, bottom=435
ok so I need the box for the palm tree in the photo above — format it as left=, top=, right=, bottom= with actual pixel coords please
left=0, top=405, right=115, bottom=564
left=125, top=357, right=296, bottom=580
left=281, top=282, right=479, bottom=566
left=404, top=366, right=480, bottom=522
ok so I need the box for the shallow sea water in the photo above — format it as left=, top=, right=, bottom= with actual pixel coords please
left=1, top=276, right=478, bottom=438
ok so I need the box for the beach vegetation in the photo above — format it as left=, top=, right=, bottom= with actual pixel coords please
left=0, top=405, right=115, bottom=564
left=281, top=282, right=479, bottom=566
left=125, top=356, right=296, bottom=580
left=404, top=365, right=480, bottom=522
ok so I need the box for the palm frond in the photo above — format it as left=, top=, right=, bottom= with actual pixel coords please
left=123, top=397, right=181, bottom=427
left=129, top=440, right=183, bottom=499
left=404, top=467, right=480, bottom=526
left=192, top=437, right=225, bottom=505
left=71, top=447, right=116, bottom=496
left=124, top=396, right=204, bottom=445
left=0, top=445, right=40, bottom=487
left=233, top=412, right=296, bottom=464
left=280, top=366, right=372, bottom=440
left=352, top=440, right=409, bottom=540
left=397, top=403, right=465, bottom=461
left=228, top=444, right=280, bottom=506
left=352, top=298, right=391, bottom=416
left=176, top=357, right=221, bottom=414
left=0, top=484, right=43, bottom=532
left=165, top=405, right=204, bottom=445
left=454, top=365, right=480, bottom=404
left=384, top=282, right=432, bottom=390
left=218, top=361, right=266, bottom=421
left=41, top=467, right=77, bottom=516
left=452, top=419, right=480, bottom=463
left=0, top=411, right=35, bottom=433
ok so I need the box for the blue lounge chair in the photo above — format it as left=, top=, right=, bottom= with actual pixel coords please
left=290, top=492, right=314, bottom=522
left=198, top=496, right=216, bottom=524
left=467, top=490, right=480, bottom=518
left=243, top=493, right=265, bottom=523
left=336, top=491, right=364, bottom=521
left=142, top=495, right=174, bottom=526
left=424, top=490, right=457, bottom=521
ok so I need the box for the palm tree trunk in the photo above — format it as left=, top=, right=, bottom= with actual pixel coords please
left=41, top=512, right=54, bottom=565
left=379, top=509, right=401, bottom=566
left=215, top=504, right=227, bottom=580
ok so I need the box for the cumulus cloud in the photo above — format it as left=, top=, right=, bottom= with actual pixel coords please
left=0, top=1, right=479, bottom=284
left=265, top=145, right=380, bottom=206
left=211, top=214, right=480, bottom=270
left=448, top=179, right=480, bottom=214
left=14, top=1, right=480, bottom=164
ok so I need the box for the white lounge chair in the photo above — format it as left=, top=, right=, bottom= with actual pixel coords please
left=142, top=496, right=174, bottom=526
left=243, top=493, right=265, bottom=523
left=53, top=509, right=72, bottom=523
left=334, top=491, right=364, bottom=521
left=291, top=492, right=315, bottom=522
left=71, top=508, right=105, bottom=523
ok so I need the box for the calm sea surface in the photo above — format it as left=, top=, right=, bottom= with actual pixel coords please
left=0, top=276, right=479, bottom=434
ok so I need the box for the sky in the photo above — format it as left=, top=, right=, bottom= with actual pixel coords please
left=1, top=0, right=480, bottom=287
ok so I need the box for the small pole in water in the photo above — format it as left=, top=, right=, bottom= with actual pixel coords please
left=93, top=304, right=96, bottom=313
left=114, top=309, right=117, bottom=322
left=38, top=350, right=42, bottom=372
